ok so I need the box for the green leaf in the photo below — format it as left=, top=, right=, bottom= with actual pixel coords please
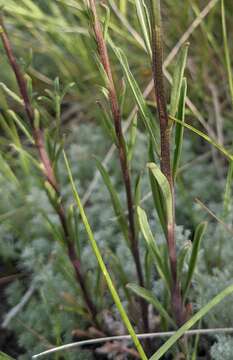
left=119, top=0, right=127, bottom=15
left=0, top=352, right=15, bottom=360
left=0, top=153, right=19, bottom=186
left=172, top=78, right=187, bottom=179
left=41, top=211, right=65, bottom=246
left=169, top=43, right=189, bottom=118
left=134, top=174, right=142, bottom=236
left=150, top=283, right=233, bottom=360
left=7, top=110, right=34, bottom=144
left=103, top=4, right=110, bottom=41
left=63, top=151, right=148, bottom=360
left=0, top=113, right=21, bottom=145
left=147, top=162, right=173, bottom=225
left=95, top=158, right=129, bottom=243
left=44, top=180, right=60, bottom=211
left=135, top=0, right=152, bottom=57
left=169, top=115, right=233, bottom=161
left=148, top=142, right=166, bottom=234
left=110, top=42, right=160, bottom=155
left=67, top=204, right=81, bottom=257
left=0, top=82, right=23, bottom=105
left=137, top=206, right=170, bottom=289
left=127, top=114, right=137, bottom=163
left=127, top=283, right=175, bottom=327
left=177, top=241, right=192, bottom=280
left=183, top=222, right=207, bottom=299
left=98, top=104, right=117, bottom=144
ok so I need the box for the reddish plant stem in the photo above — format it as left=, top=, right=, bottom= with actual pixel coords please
left=0, top=19, right=99, bottom=328
left=150, top=3, right=185, bottom=326
left=88, top=0, right=149, bottom=334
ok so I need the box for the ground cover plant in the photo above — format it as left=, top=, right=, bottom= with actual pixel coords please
left=0, top=0, right=233, bottom=359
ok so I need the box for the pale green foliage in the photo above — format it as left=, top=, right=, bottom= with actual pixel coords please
left=211, top=335, right=233, bottom=360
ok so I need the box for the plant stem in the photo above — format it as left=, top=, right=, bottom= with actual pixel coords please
left=149, top=0, right=185, bottom=326
left=0, top=18, right=99, bottom=328
left=88, top=0, right=149, bottom=334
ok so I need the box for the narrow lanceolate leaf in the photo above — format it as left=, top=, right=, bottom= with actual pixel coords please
left=147, top=162, right=173, bottom=225
left=169, top=43, right=189, bottom=118
left=127, top=114, right=137, bottom=163
left=183, top=222, right=207, bottom=299
left=177, top=241, right=192, bottom=279
left=135, top=0, right=152, bottom=57
left=172, top=78, right=187, bottom=179
left=127, top=283, right=175, bottom=327
left=95, top=158, right=129, bottom=243
left=110, top=42, right=160, bottom=155
left=98, top=102, right=117, bottom=145
left=0, top=153, right=19, bottom=186
left=150, top=283, right=233, bottom=360
left=148, top=142, right=166, bottom=234
left=63, top=151, right=148, bottom=360
left=137, top=206, right=170, bottom=289
left=103, top=4, right=110, bottom=41
left=134, top=174, right=142, bottom=236
left=169, top=115, right=233, bottom=161
left=7, top=110, right=34, bottom=144
left=0, top=82, right=23, bottom=105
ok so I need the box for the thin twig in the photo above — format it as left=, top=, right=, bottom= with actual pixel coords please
left=32, top=327, right=233, bottom=359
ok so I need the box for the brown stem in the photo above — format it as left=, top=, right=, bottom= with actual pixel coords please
left=150, top=1, right=185, bottom=326
left=88, top=0, right=149, bottom=334
left=0, top=18, right=99, bottom=328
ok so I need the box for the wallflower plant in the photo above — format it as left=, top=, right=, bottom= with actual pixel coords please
left=0, top=0, right=233, bottom=359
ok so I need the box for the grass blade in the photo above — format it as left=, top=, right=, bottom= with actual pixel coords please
left=169, top=43, right=189, bottom=118
left=63, top=151, right=148, bottom=360
left=177, top=241, right=192, bottom=280
left=148, top=143, right=166, bottom=234
left=127, top=283, right=175, bottom=327
left=95, top=158, right=129, bottom=243
left=183, top=222, right=207, bottom=299
left=147, top=163, right=173, bottom=225
left=172, top=79, right=187, bottom=179
left=110, top=42, right=160, bottom=155
left=0, top=352, right=15, bottom=360
left=137, top=206, right=170, bottom=289
left=169, top=115, right=233, bottom=161
left=127, top=114, right=138, bottom=164
left=135, top=0, right=152, bottom=57
left=7, top=110, right=34, bottom=144
left=150, top=283, right=233, bottom=360
left=0, top=153, right=19, bottom=186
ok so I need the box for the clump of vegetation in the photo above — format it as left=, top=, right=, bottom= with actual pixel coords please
left=0, top=0, right=233, bottom=359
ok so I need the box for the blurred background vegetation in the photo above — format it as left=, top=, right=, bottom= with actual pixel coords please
left=0, top=0, right=233, bottom=359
